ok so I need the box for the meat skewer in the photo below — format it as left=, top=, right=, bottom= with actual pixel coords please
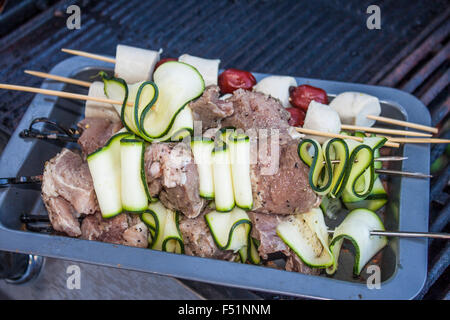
left=25, top=71, right=436, bottom=139
left=0, top=145, right=418, bottom=189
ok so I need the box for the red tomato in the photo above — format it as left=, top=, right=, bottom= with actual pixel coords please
left=286, top=107, right=306, bottom=127
left=289, top=85, right=328, bottom=112
left=154, top=58, right=178, bottom=70
left=218, top=68, right=257, bottom=94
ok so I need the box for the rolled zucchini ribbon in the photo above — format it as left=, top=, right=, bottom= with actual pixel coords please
left=326, top=208, right=388, bottom=275
left=205, top=207, right=261, bottom=265
left=298, top=138, right=349, bottom=198
left=101, top=61, right=205, bottom=143
left=298, top=137, right=386, bottom=201
left=141, top=201, right=184, bottom=254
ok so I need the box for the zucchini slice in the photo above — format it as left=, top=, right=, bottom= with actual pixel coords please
left=148, top=106, right=194, bottom=142
left=341, top=139, right=375, bottom=203
left=327, top=208, right=388, bottom=275
left=237, top=238, right=261, bottom=264
left=229, top=133, right=253, bottom=210
left=298, top=138, right=349, bottom=197
left=343, top=177, right=387, bottom=211
left=276, top=207, right=334, bottom=268
left=141, top=210, right=157, bottom=245
left=140, top=61, right=204, bottom=139
left=148, top=201, right=184, bottom=254
left=211, top=143, right=235, bottom=212
left=298, top=138, right=329, bottom=195
left=87, top=131, right=131, bottom=218
left=120, top=137, right=149, bottom=212
left=323, top=138, right=350, bottom=198
left=102, top=74, right=158, bottom=136
left=249, top=238, right=261, bottom=265
left=366, top=135, right=386, bottom=178
left=191, top=137, right=215, bottom=199
left=205, top=207, right=251, bottom=252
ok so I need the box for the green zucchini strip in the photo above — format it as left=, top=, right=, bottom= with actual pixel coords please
left=141, top=211, right=156, bottom=245
left=341, top=139, right=375, bottom=203
left=120, top=137, right=150, bottom=213
left=211, top=142, right=235, bottom=212
left=205, top=207, right=251, bottom=253
left=191, top=137, right=215, bottom=199
left=343, top=177, right=387, bottom=211
left=298, top=138, right=349, bottom=196
left=229, top=132, right=253, bottom=210
left=139, top=61, right=205, bottom=139
left=276, top=207, right=334, bottom=268
left=87, top=131, right=131, bottom=218
left=326, top=208, right=388, bottom=275
left=147, top=106, right=194, bottom=142
left=147, top=201, right=184, bottom=254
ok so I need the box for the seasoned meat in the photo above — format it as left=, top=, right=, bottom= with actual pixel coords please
left=178, top=212, right=235, bottom=260
left=221, top=89, right=291, bottom=133
left=77, top=117, right=123, bottom=156
left=80, top=212, right=103, bottom=240
left=189, top=85, right=233, bottom=130
left=247, top=212, right=289, bottom=259
left=42, top=148, right=98, bottom=216
left=250, top=137, right=320, bottom=215
left=285, top=250, right=320, bottom=275
left=81, top=212, right=148, bottom=248
left=144, top=142, right=205, bottom=218
left=123, top=215, right=148, bottom=247
left=44, top=196, right=81, bottom=237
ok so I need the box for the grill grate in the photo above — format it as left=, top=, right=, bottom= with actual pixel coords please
left=0, top=0, right=448, bottom=299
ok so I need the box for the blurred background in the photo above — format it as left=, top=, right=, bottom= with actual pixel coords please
left=0, top=0, right=448, bottom=299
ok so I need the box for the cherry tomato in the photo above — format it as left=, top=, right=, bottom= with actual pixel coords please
left=289, top=84, right=328, bottom=112
left=218, top=68, right=257, bottom=94
left=154, top=58, right=178, bottom=70
left=286, top=107, right=306, bottom=127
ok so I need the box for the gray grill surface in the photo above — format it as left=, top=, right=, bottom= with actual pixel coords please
left=0, top=0, right=448, bottom=299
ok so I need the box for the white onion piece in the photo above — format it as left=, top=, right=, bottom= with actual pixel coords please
left=85, top=81, right=120, bottom=121
left=178, top=54, right=220, bottom=86
left=303, top=101, right=341, bottom=144
left=114, top=44, right=162, bottom=83
left=329, top=92, right=381, bottom=127
left=253, top=75, right=297, bottom=108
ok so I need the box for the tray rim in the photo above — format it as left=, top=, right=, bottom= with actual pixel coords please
left=0, top=56, right=430, bottom=300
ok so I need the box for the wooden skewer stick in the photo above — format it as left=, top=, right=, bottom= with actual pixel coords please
left=367, top=115, right=438, bottom=134
left=62, top=48, right=116, bottom=64
left=328, top=229, right=449, bottom=239
left=295, top=127, right=400, bottom=148
left=25, top=70, right=92, bottom=88
left=386, top=137, right=450, bottom=144
left=340, top=124, right=432, bottom=137
left=0, top=83, right=133, bottom=106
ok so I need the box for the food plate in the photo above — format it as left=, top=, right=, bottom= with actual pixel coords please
left=0, top=56, right=429, bottom=299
